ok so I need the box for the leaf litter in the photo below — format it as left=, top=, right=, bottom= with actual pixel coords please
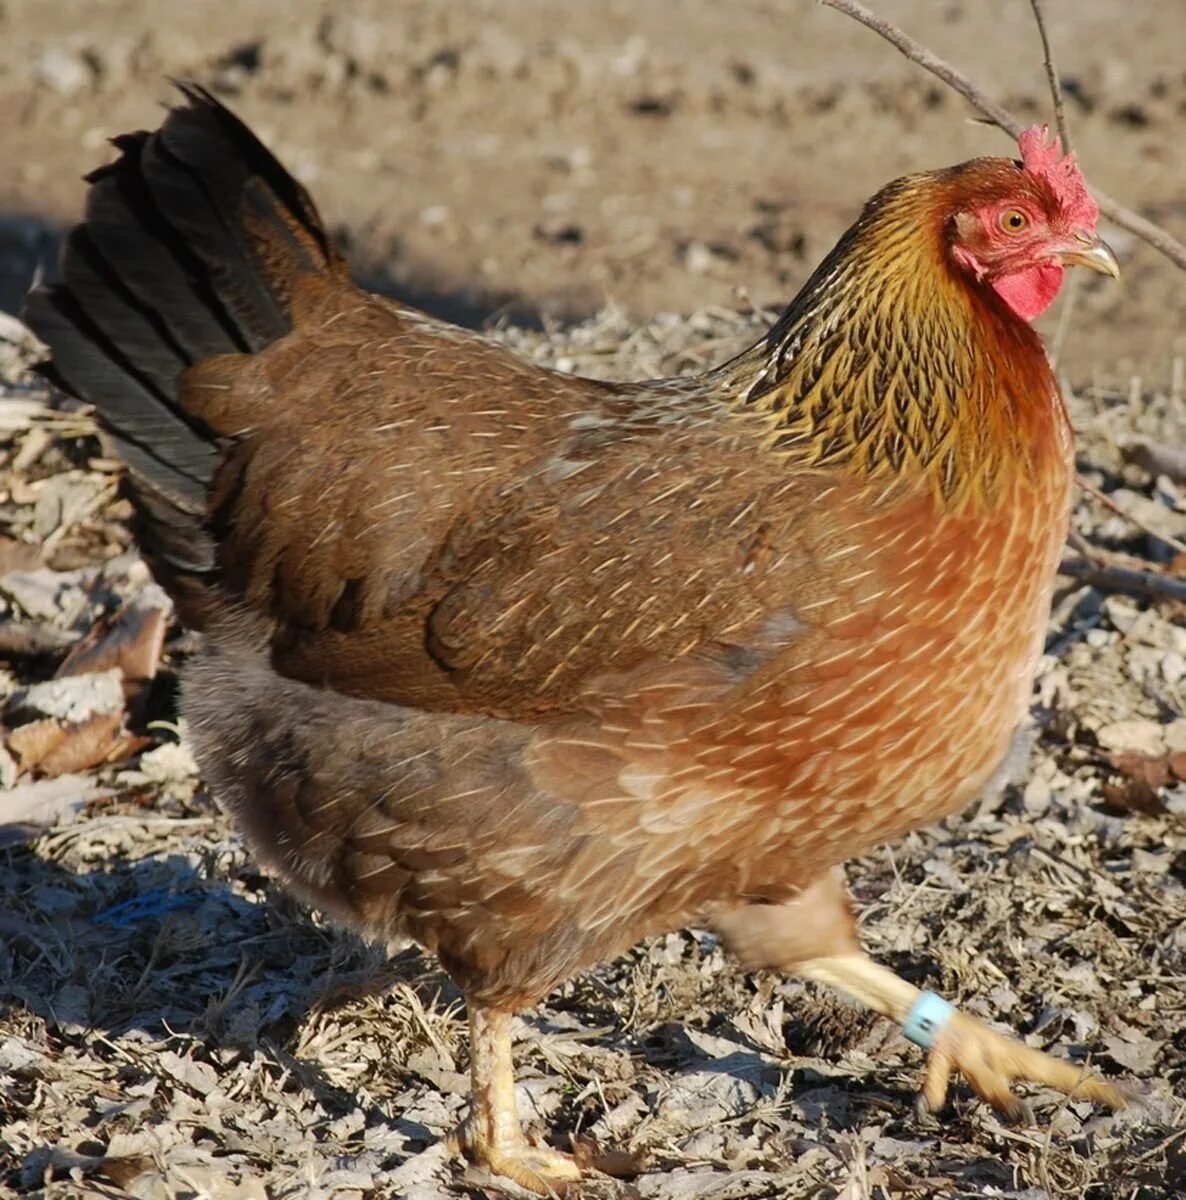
left=0, top=310, right=1183, bottom=1199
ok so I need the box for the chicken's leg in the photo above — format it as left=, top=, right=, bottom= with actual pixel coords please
left=796, top=952, right=1127, bottom=1114
left=713, top=873, right=1127, bottom=1117
left=452, top=1004, right=582, bottom=1194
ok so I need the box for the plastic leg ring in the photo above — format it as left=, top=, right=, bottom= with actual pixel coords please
left=902, top=991, right=956, bottom=1050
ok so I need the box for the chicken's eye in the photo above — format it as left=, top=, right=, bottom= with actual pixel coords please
left=1000, top=209, right=1028, bottom=233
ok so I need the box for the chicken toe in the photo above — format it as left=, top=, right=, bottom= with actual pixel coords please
left=918, top=1007, right=1129, bottom=1116
left=459, top=1138, right=583, bottom=1196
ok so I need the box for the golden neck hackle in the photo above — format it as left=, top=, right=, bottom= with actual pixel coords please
left=716, top=174, right=1072, bottom=514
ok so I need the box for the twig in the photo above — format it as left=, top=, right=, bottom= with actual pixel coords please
left=1075, top=474, right=1186, bottom=556
left=1066, top=107, right=1181, bottom=557
left=1036, top=58, right=1079, bottom=362
left=819, top=0, right=1014, bottom=129
left=1027, top=0, right=1071, bottom=154
left=1026, top=0, right=1080, bottom=369
left=1066, top=529, right=1102, bottom=564
left=818, top=0, right=1186, bottom=272
left=1058, top=557, right=1186, bottom=603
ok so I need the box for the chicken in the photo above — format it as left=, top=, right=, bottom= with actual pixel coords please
left=24, top=86, right=1124, bottom=1192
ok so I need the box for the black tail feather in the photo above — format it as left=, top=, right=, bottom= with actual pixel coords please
left=22, top=83, right=344, bottom=597
left=22, top=282, right=214, bottom=506
left=83, top=131, right=248, bottom=360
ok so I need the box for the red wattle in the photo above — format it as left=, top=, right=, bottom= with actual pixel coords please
left=992, top=263, right=1065, bottom=322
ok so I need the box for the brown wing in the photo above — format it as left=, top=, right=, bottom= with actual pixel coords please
left=183, top=289, right=823, bottom=717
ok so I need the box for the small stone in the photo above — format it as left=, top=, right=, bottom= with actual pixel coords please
left=590, top=1093, right=647, bottom=1140
left=654, top=1053, right=769, bottom=1132
left=1022, top=772, right=1052, bottom=814
left=1131, top=848, right=1170, bottom=874
left=1096, top=719, right=1166, bottom=757
left=33, top=49, right=92, bottom=96
left=683, top=242, right=717, bottom=274
left=1164, top=652, right=1186, bottom=685
left=1102, top=595, right=1140, bottom=633
left=1127, top=645, right=1163, bottom=685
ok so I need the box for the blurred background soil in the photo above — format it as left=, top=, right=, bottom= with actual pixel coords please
left=0, top=0, right=1182, bottom=385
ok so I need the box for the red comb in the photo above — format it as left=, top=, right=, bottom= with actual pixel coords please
left=1017, top=125, right=1099, bottom=228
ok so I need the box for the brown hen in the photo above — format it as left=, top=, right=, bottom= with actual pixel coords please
left=25, top=87, right=1124, bottom=1192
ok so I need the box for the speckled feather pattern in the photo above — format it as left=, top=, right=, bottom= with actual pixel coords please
left=180, top=162, right=1074, bottom=1009
left=22, top=88, right=1076, bottom=1014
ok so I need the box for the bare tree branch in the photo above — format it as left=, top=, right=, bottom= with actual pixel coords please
left=1075, top=475, right=1186, bottom=556
left=816, top=0, right=1186, bottom=604
left=820, top=0, right=1019, bottom=131
left=1058, top=558, right=1186, bottom=603
left=1028, top=0, right=1071, bottom=154
left=819, top=0, right=1186, bottom=272
left=1027, top=0, right=1078, bottom=367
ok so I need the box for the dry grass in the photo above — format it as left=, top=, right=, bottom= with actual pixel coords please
left=1, top=309, right=1183, bottom=1199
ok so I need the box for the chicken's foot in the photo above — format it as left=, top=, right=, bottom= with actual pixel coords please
left=712, top=885, right=1127, bottom=1118
left=452, top=1004, right=583, bottom=1195
left=798, top=952, right=1129, bottom=1115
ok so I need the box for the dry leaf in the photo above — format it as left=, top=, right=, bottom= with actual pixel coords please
left=8, top=717, right=68, bottom=772
left=1103, top=749, right=1186, bottom=815
left=8, top=711, right=135, bottom=777
left=58, top=590, right=169, bottom=684
left=0, top=772, right=108, bottom=845
left=0, top=535, right=42, bottom=575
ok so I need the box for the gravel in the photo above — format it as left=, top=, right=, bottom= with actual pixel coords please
left=1, top=308, right=1183, bottom=1198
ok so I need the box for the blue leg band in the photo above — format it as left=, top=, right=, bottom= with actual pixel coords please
left=902, top=991, right=956, bottom=1050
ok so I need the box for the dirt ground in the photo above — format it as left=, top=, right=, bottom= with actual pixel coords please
left=2, top=303, right=1186, bottom=1199
left=1, top=2, right=1185, bottom=1199
left=0, top=0, right=1184, bottom=380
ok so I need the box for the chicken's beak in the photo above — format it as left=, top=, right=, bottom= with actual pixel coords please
left=1058, top=232, right=1120, bottom=278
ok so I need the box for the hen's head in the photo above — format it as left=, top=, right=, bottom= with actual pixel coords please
left=944, top=126, right=1117, bottom=322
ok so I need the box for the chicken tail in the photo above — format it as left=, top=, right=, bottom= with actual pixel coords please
left=22, top=83, right=346, bottom=603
